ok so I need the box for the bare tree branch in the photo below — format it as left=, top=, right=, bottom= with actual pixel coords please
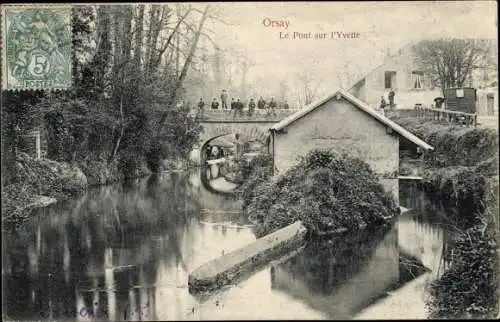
left=151, top=7, right=192, bottom=70
left=413, top=39, right=494, bottom=93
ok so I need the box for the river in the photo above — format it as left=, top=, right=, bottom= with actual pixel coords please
left=2, top=171, right=456, bottom=320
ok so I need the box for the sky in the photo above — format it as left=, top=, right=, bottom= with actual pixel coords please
left=194, top=1, right=497, bottom=96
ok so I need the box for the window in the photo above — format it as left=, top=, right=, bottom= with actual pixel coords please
left=385, top=71, right=396, bottom=89
left=412, top=71, right=424, bottom=89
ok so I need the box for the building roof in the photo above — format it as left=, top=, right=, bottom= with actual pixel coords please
left=347, top=42, right=417, bottom=92
left=347, top=62, right=382, bottom=91
left=269, top=89, right=434, bottom=151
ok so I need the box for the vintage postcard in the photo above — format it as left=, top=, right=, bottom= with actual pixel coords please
left=1, top=1, right=498, bottom=321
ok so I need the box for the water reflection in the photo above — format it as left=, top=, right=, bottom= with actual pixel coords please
left=3, top=172, right=456, bottom=320
left=270, top=226, right=399, bottom=319
left=399, top=181, right=456, bottom=277
left=3, top=171, right=253, bottom=321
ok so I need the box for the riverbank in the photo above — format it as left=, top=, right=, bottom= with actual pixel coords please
left=392, top=116, right=499, bottom=318
left=2, top=152, right=87, bottom=226
left=393, top=116, right=498, bottom=225
left=1, top=152, right=196, bottom=226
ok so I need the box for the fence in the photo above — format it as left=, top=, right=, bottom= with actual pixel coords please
left=414, top=104, right=477, bottom=127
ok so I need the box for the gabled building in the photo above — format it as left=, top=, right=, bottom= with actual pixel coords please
left=268, top=89, right=434, bottom=205
left=348, top=43, right=442, bottom=110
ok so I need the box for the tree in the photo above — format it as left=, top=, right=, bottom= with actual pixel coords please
left=278, top=79, right=289, bottom=104
left=3, top=4, right=214, bottom=176
left=167, top=4, right=210, bottom=112
left=413, top=39, right=494, bottom=94
left=295, top=71, right=324, bottom=106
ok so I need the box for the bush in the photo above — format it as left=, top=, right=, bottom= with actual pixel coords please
left=118, top=152, right=151, bottom=180
left=235, top=153, right=274, bottom=210
left=2, top=152, right=88, bottom=225
left=426, top=223, right=498, bottom=319
left=391, top=117, right=498, bottom=167
left=78, top=158, right=123, bottom=186
left=11, top=152, right=87, bottom=199
left=2, top=182, right=41, bottom=224
left=231, top=153, right=273, bottom=184
left=421, top=166, right=487, bottom=226
left=240, top=149, right=399, bottom=238
left=393, top=117, right=498, bottom=224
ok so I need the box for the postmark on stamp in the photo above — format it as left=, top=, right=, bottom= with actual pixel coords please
left=2, top=5, right=72, bottom=90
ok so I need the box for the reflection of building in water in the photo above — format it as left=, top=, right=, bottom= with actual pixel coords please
left=270, top=227, right=399, bottom=319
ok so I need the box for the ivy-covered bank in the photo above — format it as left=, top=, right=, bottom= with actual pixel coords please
left=1, top=152, right=196, bottom=227
left=393, top=117, right=499, bottom=319
left=235, top=150, right=399, bottom=238
left=393, top=117, right=498, bottom=225
left=2, top=152, right=88, bottom=226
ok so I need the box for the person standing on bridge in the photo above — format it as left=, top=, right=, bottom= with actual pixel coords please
left=269, top=97, right=277, bottom=116
left=221, top=89, right=228, bottom=109
left=434, top=97, right=445, bottom=109
left=230, top=98, right=236, bottom=110
left=283, top=100, right=289, bottom=109
left=238, top=98, right=245, bottom=117
left=233, top=98, right=241, bottom=118
left=211, top=98, right=219, bottom=109
left=248, top=98, right=256, bottom=116
left=257, top=96, right=266, bottom=110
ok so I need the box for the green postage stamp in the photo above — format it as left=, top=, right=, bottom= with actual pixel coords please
left=2, top=5, right=72, bottom=90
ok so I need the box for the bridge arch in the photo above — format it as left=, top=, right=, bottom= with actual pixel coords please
left=190, top=110, right=297, bottom=165
left=200, top=123, right=270, bottom=147
left=193, top=110, right=297, bottom=192
left=199, top=123, right=271, bottom=162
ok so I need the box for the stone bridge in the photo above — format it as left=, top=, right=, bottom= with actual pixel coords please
left=199, top=120, right=274, bottom=146
left=197, top=109, right=298, bottom=146
left=189, top=109, right=298, bottom=165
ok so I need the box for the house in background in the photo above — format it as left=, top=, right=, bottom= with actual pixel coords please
left=348, top=43, right=442, bottom=110
left=268, top=89, right=434, bottom=205
left=348, top=41, right=498, bottom=116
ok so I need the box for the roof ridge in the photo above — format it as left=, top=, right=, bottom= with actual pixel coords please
left=270, top=88, right=434, bottom=151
